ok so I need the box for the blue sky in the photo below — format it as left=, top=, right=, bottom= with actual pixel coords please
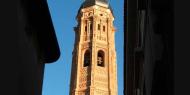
left=43, top=0, right=123, bottom=95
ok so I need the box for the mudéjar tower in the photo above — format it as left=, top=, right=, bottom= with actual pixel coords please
left=69, top=0, right=118, bottom=95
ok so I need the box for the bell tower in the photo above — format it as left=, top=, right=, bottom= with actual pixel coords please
left=69, top=0, right=118, bottom=95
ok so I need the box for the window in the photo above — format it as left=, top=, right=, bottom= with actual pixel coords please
left=90, top=23, right=93, bottom=32
left=85, top=25, right=87, bottom=32
left=97, top=50, right=104, bottom=67
left=103, top=25, right=106, bottom=32
left=84, top=50, right=90, bottom=67
left=98, top=24, right=101, bottom=30
left=84, top=25, right=87, bottom=41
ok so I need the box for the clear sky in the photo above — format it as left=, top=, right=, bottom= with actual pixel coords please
left=42, top=0, right=123, bottom=95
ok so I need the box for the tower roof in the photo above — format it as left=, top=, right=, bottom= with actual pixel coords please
left=83, top=0, right=109, bottom=8
left=78, top=0, right=114, bottom=17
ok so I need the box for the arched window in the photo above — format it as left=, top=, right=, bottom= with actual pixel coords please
left=97, top=50, right=104, bottom=67
left=84, top=50, right=90, bottom=67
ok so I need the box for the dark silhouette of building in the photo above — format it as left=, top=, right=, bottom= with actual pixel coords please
left=124, top=0, right=173, bottom=95
left=16, top=0, right=60, bottom=95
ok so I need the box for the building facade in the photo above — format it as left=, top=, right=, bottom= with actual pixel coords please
left=124, top=0, right=173, bottom=95
left=69, top=0, right=118, bottom=95
left=17, top=0, right=60, bottom=95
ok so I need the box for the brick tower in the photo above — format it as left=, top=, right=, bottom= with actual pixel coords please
left=69, top=0, right=118, bottom=95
